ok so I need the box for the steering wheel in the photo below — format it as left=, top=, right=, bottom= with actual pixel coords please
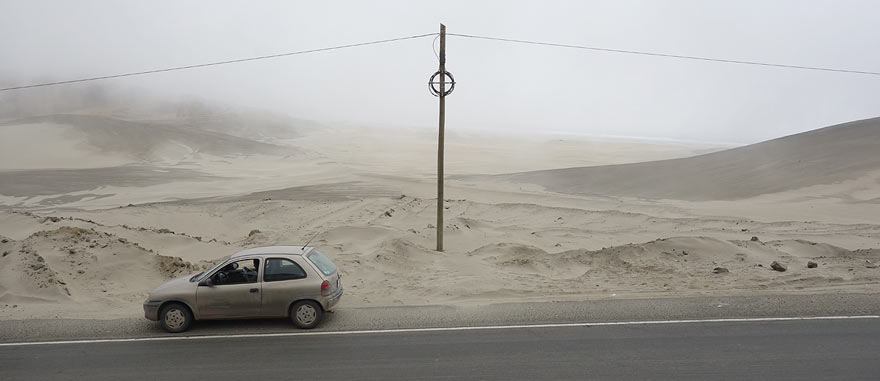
left=214, top=271, right=228, bottom=284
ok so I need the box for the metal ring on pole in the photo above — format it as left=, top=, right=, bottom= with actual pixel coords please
left=428, top=70, right=455, bottom=97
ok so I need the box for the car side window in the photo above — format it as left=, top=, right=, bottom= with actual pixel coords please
left=212, top=258, right=260, bottom=285
left=264, top=258, right=307, bottom=282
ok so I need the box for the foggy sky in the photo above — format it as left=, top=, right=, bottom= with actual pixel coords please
left=1, top=0, right=878, bottom=144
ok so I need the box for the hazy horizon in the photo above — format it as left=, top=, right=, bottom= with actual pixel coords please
left=2, top=0, right=879, bottom=145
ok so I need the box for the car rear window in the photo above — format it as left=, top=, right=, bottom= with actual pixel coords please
left=264, top=258, right=307, bottom=282
left=306, top=250, right=337, bottom=276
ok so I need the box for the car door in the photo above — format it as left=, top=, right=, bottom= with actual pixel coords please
left=260, top=257, right=314, bottom=317
left=197, top=257, right=262, bottom=319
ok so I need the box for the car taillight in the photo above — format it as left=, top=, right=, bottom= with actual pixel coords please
left=321, top=280, right=331, bottom=296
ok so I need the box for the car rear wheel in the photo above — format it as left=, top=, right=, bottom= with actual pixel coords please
left=291, top=300, right=323, bottom=329
left=160, top=303, right=193, bottom=333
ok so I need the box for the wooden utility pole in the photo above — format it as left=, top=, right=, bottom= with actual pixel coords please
left=436, top=23, right=446, bottom=252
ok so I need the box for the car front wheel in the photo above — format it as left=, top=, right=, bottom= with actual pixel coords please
left=160, top=303, right=193, bottom=333
left=291, top=300, right=323, bottom=329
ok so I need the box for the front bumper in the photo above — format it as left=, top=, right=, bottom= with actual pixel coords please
left=143, top=301, right=162, bottom=321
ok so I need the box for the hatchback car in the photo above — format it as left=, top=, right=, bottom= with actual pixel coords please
left=144, top=246, right=343, bottom=333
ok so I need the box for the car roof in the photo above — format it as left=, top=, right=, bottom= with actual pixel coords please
left=230, top=245, right=314, bottom=258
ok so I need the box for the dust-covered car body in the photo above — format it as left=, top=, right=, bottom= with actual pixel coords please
left=144, top=246, right=342, bottom=332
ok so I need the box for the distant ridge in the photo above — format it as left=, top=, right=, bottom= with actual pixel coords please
left=0, top=113, right=295, bottom=161
left=496, top=117, right=880, bottom=200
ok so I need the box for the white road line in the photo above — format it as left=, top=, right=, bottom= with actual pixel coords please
left=1, top=315, right=877, bottom=347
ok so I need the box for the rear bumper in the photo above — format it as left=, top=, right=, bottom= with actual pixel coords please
left=143, top=301, right=162, bottom=321
left=323, top=286, right=343, bottom=311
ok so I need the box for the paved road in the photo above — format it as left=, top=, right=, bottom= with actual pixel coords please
left=3, top=292, right=880, bottom=343
left=2, top=318, right=879, bottom=380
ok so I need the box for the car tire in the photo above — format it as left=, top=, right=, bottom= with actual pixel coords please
left=160, top=303, right=193, bottom=333
left=290, top=300, right=323, bottom=329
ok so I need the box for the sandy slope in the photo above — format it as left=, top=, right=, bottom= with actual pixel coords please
left=1, top=105, right=879, bottom=320
left=496, top=117, right=880, bottom=200
left=0, top=122, right=133, bottom=170
left=0, top=110, right=318, bottom=207
left=0, top=114, right=722, bottom=209
left=0, top=114, right=297, bottom=170
left=1, top=194, right=879, bottom=319
left=0, top=225, right=202, bottom=319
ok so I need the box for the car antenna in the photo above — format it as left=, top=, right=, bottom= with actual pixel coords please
left=302, top=232, right=320, bottom=250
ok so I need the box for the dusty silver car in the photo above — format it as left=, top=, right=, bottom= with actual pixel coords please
left=144, top=246, right=342, bottom=333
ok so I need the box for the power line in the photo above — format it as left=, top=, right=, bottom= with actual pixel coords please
left=0, top=33, right=438, bottom=92
left=5, top=30, right=876, bottom=93
left=448, top=33, right=880, bottom=77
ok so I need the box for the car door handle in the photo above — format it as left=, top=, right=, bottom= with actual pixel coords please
left=249, top=288, right=259, bottom=293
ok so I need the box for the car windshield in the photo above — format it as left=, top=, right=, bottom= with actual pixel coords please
left=306, top=250, right=337, bottom=276
left=193, top=256, right=231, bottom=282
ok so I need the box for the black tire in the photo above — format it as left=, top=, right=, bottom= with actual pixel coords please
left=290, top=300, right=323, bottom=329
left=160, top=303, right=193, bottom=333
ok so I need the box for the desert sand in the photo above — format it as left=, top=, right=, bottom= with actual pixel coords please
left=495, top=117, right=880, bottom=201
left=1, top=102, right=879, bottom=321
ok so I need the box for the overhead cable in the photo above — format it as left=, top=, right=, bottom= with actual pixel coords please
left=448, top=32, right=880, bottom=77
left=0, top=33, right=438, bottom=92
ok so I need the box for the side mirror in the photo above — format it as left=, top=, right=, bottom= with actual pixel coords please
left=199, top=277, right=214, bottom=287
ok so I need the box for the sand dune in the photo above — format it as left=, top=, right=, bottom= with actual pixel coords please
left=0, top=225, right=206, bottom=319
left=2, top=191, right=879, bottom=319
left=496, top=117, right=880, bottom=200
left=0, top=106, right=317, bottom=207
left=0, top=166, right=215, bottom=197
left=1, top=99, right=878, bottom=321
left=0, top=114, right=296, bottom=169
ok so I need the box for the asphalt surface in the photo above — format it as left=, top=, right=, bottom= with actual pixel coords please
left=2, top=292, right=880, bottom=343
left=2, top=318, right=879, bottom=380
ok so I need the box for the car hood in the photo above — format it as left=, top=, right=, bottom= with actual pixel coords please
left=150, top=273, right=198, bottom=293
